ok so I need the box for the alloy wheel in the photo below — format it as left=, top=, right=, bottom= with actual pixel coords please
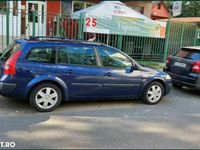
left=35, top=87, right=58, bottom=109
left=147, top=85, right=162, bottom=103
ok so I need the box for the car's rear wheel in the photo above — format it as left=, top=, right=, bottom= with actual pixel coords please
left=143, top=81, right=164, bottom=105
left=29, top=83, right=62, bottom=112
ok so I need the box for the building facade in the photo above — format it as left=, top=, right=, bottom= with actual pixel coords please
left=151, top=1, right=170, bottom=20
left=0, top=0, right=169, bottom=40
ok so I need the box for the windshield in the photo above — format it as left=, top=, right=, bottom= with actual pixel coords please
left=0, top=42, right=22, bottom=62
left=175, top=48, right=200, bottom=60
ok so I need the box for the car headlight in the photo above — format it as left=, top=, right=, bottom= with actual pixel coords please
left=165, top=74, right=171, bottom=80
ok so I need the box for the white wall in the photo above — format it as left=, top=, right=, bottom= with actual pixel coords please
left=0, top=1, right=21, bottom=36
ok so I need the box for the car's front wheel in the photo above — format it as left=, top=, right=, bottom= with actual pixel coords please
left=29, top=83, right=62, bottom=112
left=143, top=81, right=164, bottom=105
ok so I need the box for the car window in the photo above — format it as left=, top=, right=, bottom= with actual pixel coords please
left=58, top=47, right=69, bottom=64
left=58, top=47, right=97, bottom=66
left=0, top=42, right=21, bottom=62
left=175, top=49, right=200, bottom=60
left=27, top=47, right=55, bottom=63
left=97, top=47, right=132, bottom=69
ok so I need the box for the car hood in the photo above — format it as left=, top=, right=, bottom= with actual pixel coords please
left=140, top=66, right=167, bottom=78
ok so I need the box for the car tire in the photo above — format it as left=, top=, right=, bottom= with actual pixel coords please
left=172, top=83, right=182, bottom=88
left=29, top=83, right=62, bottom=112
left=143, top=81, right=164, bottom=105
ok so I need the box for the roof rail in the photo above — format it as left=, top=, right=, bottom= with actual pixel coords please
left=27, top=36, right=68, bottom=40
left=26, top=36, right=104, bottom=46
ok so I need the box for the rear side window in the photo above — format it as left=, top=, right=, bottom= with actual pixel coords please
left=175, top=49, right=200, bottom=60
left=58, top=47, right=97, bottom=66
left=0, top=42, right=21, bottom=62
left=58, top=47, right=69, bottom=64
left=27, top=47, right=55, bottom=63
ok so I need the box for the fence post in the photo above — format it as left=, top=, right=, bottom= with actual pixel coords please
left=6, top=8, right=10, bottom=46
left=32, top=11, right=36, bottom=37
left=163, top=21, right=171, bottom=63
left=117, top=35, right=123, bottom=50
left=194, top=26, right=198, bottom=46
left=56, top=14, right=60, bottom=37
left=78, top=13, right=84, bottom=40
left=179, top=23, right=185, bottom=48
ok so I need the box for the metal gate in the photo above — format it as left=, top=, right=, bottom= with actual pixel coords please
left=195, top=29, right=200, bottom=46
left=163, top=21, right=198, bottom=62
left=1, top=7, right=199, bottom=63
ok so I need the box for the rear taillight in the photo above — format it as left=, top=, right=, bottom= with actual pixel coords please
left=4, top=50, right=21, bottom=75
left=192, top=61, right=200, bottom=73
left=166, top=56, right=170, bottom=65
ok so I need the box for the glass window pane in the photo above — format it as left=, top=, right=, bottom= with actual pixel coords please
left=58, top=47, right=69, bottom=64
left=1, top=42, right=21, bottom=62
left=73, top=1, right=84, bottom=12
left=67, top=47, right=97, bottom=66
left=28, top=3, right=38, bottom=23
left=13, top=0, right=18, bottom=16
left=27, top=47, right=55, bottom=63
left=190, top=52, right=200, bottom=60
left=175, top=49, right=200, bottom=60
left=98, top=47, right=132, bottom=68
left=0, top=1, right=7, bottom=14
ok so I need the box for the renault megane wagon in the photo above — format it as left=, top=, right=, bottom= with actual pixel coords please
left=0, top=37, right=172, bottom=112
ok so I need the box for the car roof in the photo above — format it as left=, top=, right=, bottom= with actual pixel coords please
left=182, top=46, right=200, bottom=50
left=15, top=36, right=104, bottom=47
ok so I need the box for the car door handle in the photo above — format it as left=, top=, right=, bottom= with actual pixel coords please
left=65, top=70, right=73, bottom=74
left=104, top=72, right=112, bottom=76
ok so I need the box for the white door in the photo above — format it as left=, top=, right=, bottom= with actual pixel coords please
left=26, top=1, right=47, bottom=36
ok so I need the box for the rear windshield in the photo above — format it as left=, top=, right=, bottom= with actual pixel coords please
left=0, top=42, right=21, bottom=62
left=175, top=48, right=200, bottom=60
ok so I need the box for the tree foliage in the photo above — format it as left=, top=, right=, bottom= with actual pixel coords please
left=164, top=1, right=200, bottom=17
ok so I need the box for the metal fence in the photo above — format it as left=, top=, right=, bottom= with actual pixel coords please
left=1, top=7, right=199, bottom=62
left=0, top=8, right=81, bottom=51
left=82, top=33, right=166, bottom=62
left=195, top=29, right=200, bottom=46
left=165, top=22, right=198, bottom=55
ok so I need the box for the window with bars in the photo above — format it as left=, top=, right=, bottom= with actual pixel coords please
left=72, top=1, right=94, bottom=13
left=13, top=0, right=18, bottom=16
left=0, top=1, right=8, bottom=14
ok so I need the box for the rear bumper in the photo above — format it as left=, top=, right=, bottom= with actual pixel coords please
left=0, top=82, right=16, bottom=96
left=164, top=70, right=200, bottom=89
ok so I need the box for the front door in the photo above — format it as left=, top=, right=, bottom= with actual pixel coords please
left=26, top=1, right=47, bottom=36
left=97, top=46, right=142, bottom=97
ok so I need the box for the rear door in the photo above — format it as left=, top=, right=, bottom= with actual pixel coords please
left=168, top=48, right=200, bottom=76
left=56, top=46, right=103, bottom=98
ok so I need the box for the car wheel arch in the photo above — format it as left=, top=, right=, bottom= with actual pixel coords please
left=142, top=79, right=166, bottom=96
left=26, top=78, right=69, bottom=101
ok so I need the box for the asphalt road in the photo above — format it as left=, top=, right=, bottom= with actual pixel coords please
left=0, top=86, right=200, bottom=149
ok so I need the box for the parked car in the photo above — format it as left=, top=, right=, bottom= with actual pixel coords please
left=0, top=37, right=171, bottom=112
left=164, top=46, right=200, bottom=89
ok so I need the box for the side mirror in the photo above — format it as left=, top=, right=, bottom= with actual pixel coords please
left=125, top=66, right=133, bottom=73
left=133, top=64, right=139, bottom=70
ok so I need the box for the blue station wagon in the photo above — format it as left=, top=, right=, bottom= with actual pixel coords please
left=0, top=37, right=172, bottom=112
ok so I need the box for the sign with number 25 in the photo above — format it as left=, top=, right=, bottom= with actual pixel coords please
left=86, top=18, right=97, bottom=27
